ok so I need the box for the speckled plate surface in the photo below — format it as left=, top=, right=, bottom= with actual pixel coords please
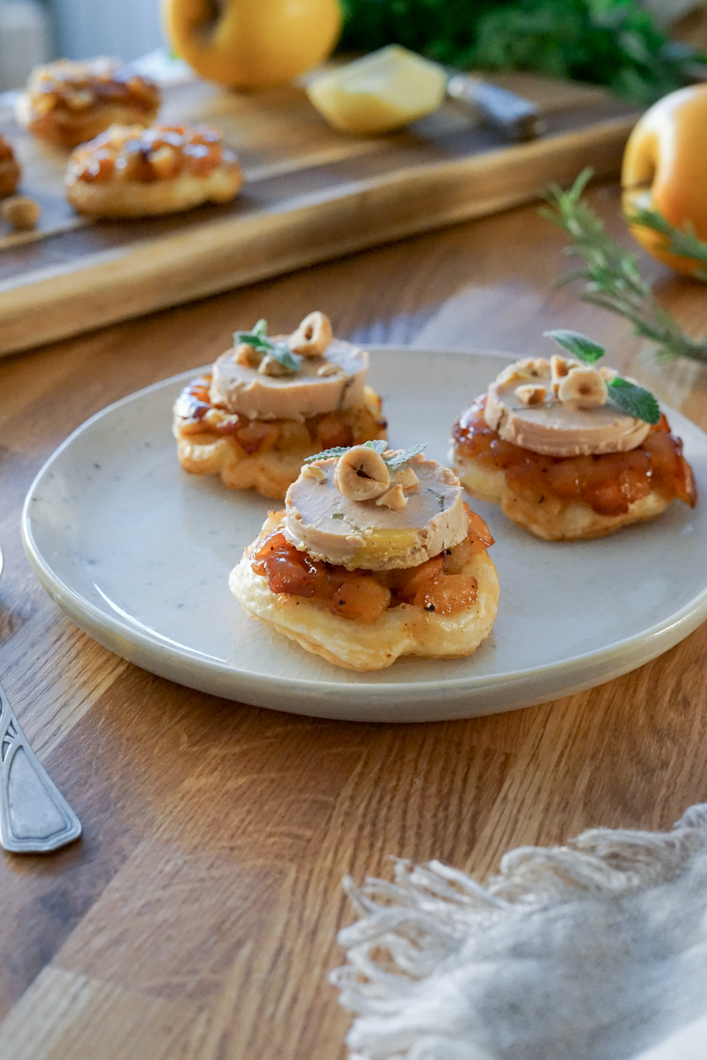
left=21, top=348, right=707, bottom=723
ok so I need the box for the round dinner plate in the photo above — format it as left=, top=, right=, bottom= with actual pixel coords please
left=22, top=347, right=707, bottom=723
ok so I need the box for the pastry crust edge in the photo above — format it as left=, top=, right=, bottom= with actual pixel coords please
left=174, top=387, right=387, bottom=501
left=451, top=446, right=672, bottom=541
left=15, top=94, right=160, bottom=148
left=65, top=159, right=243, bottom=218
left=229, top=520, right=499, bottom=672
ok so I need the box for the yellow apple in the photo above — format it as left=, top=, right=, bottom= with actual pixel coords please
left=622, top=84, right=707, bottom=277
left=163, top=0, right=342, bottom=90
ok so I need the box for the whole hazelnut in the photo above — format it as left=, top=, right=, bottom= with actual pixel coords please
left=2, top=195, right=41, bottom=231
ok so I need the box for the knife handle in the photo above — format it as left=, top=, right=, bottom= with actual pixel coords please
left=447, top=75, right=546, bottom=142
left=0, top=678, right=81, bottom=854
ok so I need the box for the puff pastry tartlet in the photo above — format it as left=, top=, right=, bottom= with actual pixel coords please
left=451, top=332, right=697, bottom=541
left=230, top=444, right=499, bottom=671
left=65, top=122, right=242, bottom=218
left=15, top=58, right=160, bottom=148
left=174, top=313, right=387, bottom=500
left=0, top=135, right=21, bottom=198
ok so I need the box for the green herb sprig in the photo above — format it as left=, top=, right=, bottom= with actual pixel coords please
left=304, top=440, right=427, bottom=470
left=545, top=328, right=661, bottom=424
left=542, top=169, right=707, bottom=365
left=623, top=206, right=707, bottom=280
left=233, top=319, right=302, bottom=374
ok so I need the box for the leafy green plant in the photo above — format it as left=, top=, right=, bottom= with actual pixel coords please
left=541, top=170, right=707, bottom=365
left=339, top=0, right=702, bottom=103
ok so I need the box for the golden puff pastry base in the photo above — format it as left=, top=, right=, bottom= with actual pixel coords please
left=174, top=388, right=387, bottom=501
left=230, top=515, right=500, bottom=672
left=66, top=163, right=243, bottom=218
left=452, top=448, right=671, bottom=541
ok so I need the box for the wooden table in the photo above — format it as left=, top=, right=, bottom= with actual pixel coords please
left=1, top=183, right=706, bottom=1060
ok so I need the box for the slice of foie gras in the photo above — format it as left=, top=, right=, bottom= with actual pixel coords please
left=284, top=454, right=468, bottom=571
left=484, top=360, right=651, bottom=458
left=210, top=338, right=368, bottom=421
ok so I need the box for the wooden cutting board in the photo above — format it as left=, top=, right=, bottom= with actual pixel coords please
left=0, top=72, right=639, bottom=357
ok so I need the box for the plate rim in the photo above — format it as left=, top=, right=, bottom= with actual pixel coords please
left=21, top=345, right=707, bottom=720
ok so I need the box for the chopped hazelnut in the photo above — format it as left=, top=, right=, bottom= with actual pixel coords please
left=376, top=484, right=407, bottom=510
left=302, top=464, right=327, bottom=482
left=515, top=384, right=546, bottom=406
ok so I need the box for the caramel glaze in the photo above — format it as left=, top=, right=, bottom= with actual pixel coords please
left=29, top=61, right=158, bottom=112
left=70, top=125, right=231, bottom=185
left=175, top=374, right=385, bottom=455
left=250, top=508, right=493, bottom=624
left=453, top=397, right=697, bottom=517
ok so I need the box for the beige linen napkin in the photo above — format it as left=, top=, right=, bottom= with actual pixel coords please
left=331, top=804, right=707, bottom=1060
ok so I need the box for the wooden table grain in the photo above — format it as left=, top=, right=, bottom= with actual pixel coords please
left=1, top=183, right=706, bottom=1060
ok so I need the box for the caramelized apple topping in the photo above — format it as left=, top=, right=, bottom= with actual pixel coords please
left=174, top=375, right=384, bottom=456
left=453, top=396, right=697, bottom=516
left=250, top=510, right=492, bottom=623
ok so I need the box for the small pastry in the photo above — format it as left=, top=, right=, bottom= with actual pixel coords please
left=65, top=122, right=243, bottom=218
left=0, top=135, right=21, bottom=198
left=174, top=313, right=387, bottom=500
left=230, top=443, right=499, bottom=671
left=451, top=330, right=697, bottom=541
left=15, top=58, right=160, bottom=148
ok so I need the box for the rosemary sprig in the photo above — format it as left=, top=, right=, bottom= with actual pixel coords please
left=541, top=169, right=707, bottom=365
left=624, top=206, right=707, bottom=280
left=233, top=319, right=302, bottom=373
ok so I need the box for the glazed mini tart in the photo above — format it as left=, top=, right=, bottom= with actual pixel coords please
left=451, top=332, right=697, bottom=541
left=15, top=57, right=160, bottom=148
left=229, top=443, right=499, bottom=671
left=174, top=313, right=387, bottom=500
left=0, top=135, right=21, bottom=198
left=65, top=122, right=242, bottom=218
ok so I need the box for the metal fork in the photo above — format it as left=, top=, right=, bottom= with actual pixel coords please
left=0, top=546, right=81, bottom=853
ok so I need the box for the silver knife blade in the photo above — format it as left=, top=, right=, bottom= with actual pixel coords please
left=446, top=72, right=547, bottom=142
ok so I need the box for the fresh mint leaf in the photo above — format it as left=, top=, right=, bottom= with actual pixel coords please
left=233, top=330, right=270, bottom=350
left=304, top=440, right=426, bottom=471
left=233, top=320, right=302, bottom=374
left=304, top=441, right=386, bottom=464
left=303, top=446, right=350, bottom=463
left=267, top=342, right=302, bottom=373
left=385, top=443, right=426, bottom=470
left=607, top=377, right=661, bottom=424
left=544, top=329, right=606, bottom=364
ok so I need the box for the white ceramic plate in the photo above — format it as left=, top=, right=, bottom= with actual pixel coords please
left=22, top=347, right=707, bottom=723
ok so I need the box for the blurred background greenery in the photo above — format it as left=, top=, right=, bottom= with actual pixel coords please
left=339, top=0, right=705, bottom=102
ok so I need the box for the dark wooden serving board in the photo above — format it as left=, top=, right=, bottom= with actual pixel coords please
left=0, top=72, right=639, bottom=356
